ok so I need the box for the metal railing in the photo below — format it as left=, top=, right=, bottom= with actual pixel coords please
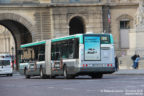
left=109, top=0, right=139, bottom=3
left=0, top=0, right=140, bottom=4
left=0, top=0, right=40, bottom=4
left=51, top=0, right=101, bottom=3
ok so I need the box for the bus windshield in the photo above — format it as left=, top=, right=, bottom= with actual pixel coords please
left=0, top=60, right=10, bottom=66
left=101, top=35, right=110, bottom=44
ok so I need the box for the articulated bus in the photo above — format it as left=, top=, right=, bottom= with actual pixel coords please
left=19, top=33, right=115, bottom=79
left=0, top=54, right=13, bottom=76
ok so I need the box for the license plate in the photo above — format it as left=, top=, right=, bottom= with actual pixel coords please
left=30, top=66, right=34, bottom=68
left=93, top=64, right=104, bottom=67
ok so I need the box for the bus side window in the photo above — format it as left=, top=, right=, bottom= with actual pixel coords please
left=51, top=44, right=55, bottom=60
left=37, top=45, right=45, bottom=61
left=55, top=44, right=61, bottom=60
left=38, top=54, right=45, bottom=61
left=74, top=38, right=79, bottom=59
left=61, top=41, right=69, bottom=59
left=68, top=40, right=74, bottom=59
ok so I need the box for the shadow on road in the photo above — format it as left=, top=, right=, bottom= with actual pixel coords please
left=25, top=75, right=118, bottom=80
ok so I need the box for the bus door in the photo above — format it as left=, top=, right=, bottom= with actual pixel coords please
left=51, top=42, right=63, bottom=73
left=52, top=53, right=63, bottom=71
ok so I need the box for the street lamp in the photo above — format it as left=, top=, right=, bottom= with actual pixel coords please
left=11, top=47, right=14, bottom=69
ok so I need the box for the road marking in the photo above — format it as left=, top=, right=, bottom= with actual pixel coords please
left=87, top=90, right=97, bottom=92
left=63, top=88, right=75, bottom=90
left=48, top=87, right=55, bottom=89
left=126, top=86, right=136, bottom=88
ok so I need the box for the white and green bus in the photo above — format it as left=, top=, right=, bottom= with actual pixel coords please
left=19, top=33, right=115, bottom=79
left=0, top=54, right=13, bottom=76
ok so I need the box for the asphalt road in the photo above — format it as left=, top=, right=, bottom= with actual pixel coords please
left=0, top=74, right=144, bottom=96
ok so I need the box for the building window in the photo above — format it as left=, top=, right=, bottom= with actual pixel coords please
left=70, top=0, right=80, bottom=3
left=120, top=21, right=130, bottom=29
left=0, top=0, right=10, bottom=3
left=120, top=20, right=131, bottom=49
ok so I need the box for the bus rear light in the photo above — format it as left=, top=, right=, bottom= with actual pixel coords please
left=86, top=64, right=88, bottom=67
left=83, top=64, right=85, bottom=67
left=82, top=64, right=88, bottom=67
left=110, top=64, right=112, bottom=67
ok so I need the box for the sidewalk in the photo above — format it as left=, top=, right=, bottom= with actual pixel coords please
left=114, top=69, right=144, bottom=75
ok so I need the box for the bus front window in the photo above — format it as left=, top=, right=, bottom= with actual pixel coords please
left=0, top=60, right=10, bottom=66
left=101, top=35, right=110, bottom=44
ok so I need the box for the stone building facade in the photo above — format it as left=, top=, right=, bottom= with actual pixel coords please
left=0, top=25, right=15, bottom=55
left=0, top=0, right=144, bottom=69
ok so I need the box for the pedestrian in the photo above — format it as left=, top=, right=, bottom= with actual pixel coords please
left=131, top=54, right=137, bottom=69
left=134, top=55, right=140, bottom=69
left=115, top=56, right=119, bottom=71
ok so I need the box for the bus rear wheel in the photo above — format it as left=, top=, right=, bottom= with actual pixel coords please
left=9, top=74, right=13, bottom=76
left=7, top=74, right=12, bottom=76
left=91, top=73, right=103, bottom=79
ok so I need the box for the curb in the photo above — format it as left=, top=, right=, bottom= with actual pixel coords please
left=113, top=69, right=144, bottom=75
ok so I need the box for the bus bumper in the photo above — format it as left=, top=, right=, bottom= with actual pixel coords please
left=73, top=67, right=115, bottom=75
left=0, top=69, right=13, bottom=75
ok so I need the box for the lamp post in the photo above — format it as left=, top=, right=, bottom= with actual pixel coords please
left=11, top=47, right=14, bottom=69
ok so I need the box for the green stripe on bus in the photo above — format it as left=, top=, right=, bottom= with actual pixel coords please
left=110, top=34, right=114, bottom=44
left=21, top=34, right=84, bottom=48
left=52, top=34, right=83, bottom=44
left=21, top=41, right=46, bottom=48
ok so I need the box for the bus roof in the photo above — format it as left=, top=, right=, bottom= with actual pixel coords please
left=20, top=33, right=112, bottom=48
left=21, top=40, right=46, bottom=48
left=52, top=34, right=83, bottom=43
left=20, top=34, right=83, bottom=48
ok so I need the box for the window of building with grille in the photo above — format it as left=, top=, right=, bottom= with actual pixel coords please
left=70, top=0, right=80, bottom=3
left=120, top=20, right=131, bottom=49
left=120, top=20, right=130, bottom=29
left=0, top=0, right=10, bottom=3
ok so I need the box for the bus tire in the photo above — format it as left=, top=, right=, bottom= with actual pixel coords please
left=40, top=68, right=45, bottom=79
left=10, top=74, right=13, bottom=76
left=98, top=74, right=103, bottom=78
left=24, top=69, right=30, bottom=79
left=63, top=66, right=68, bottom=79
left=51, top=75, right=56, bottom=79
left=63, top=66, right=74, bottom=79
left=91, top=73, right=103, bottom=79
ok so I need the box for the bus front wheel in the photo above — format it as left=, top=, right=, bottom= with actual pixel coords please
left=63, top=66, right=74, bottom=79
left=24, top=69, right=30, bottom=79
left=40, top=68, right=46, bottom=79
left=63, top=66, right=68, bottom=79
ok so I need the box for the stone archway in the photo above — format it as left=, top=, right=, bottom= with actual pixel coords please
left=69, top=16, right=85, bottom=35
left=0, top=13, right=34, bottom=70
